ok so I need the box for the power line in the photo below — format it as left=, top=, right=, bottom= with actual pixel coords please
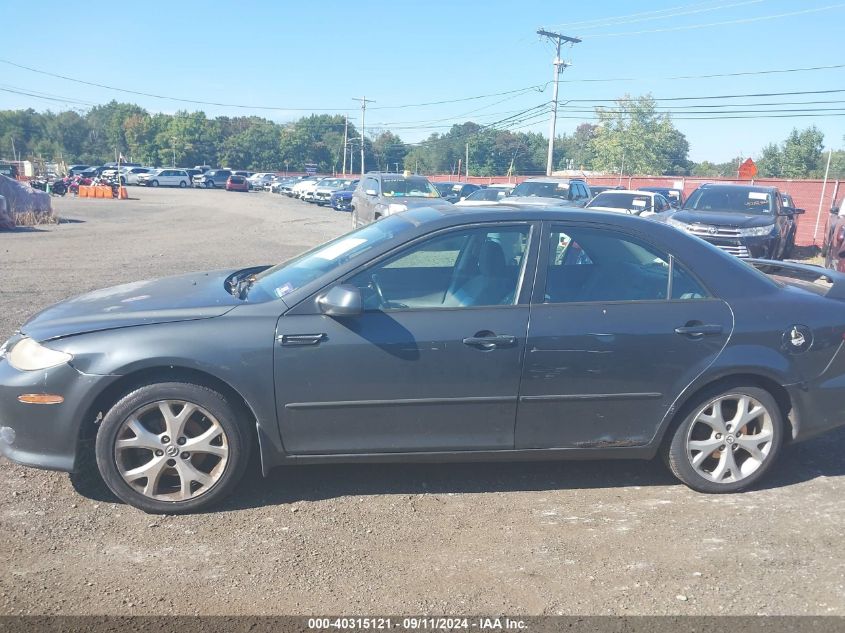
left=549, top=0, right=747, bottom=28
left=587, top=3, right=845, bottom=37
left=571, top=0, right=765, bottom=31
left=563, top=88, right=845, bottom=103
left=560, top=63, right=845, bottom=83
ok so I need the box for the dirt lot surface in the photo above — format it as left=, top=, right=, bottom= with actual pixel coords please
left=1, top=188, right=844, bottom=616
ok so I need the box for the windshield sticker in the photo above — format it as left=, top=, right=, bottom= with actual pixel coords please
left=313, top=238, right=367, bottom=261
left=556, top=183, right=570, bottom=189
left=274, top=283, right=294, bottom=298
left=748, top=192, right=769, bottom=200
left=632, top=199, right=647, bottom=207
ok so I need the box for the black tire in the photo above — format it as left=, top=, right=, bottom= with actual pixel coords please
left=94, top=382, right=251, bottom=514
left=179, top=180, right=187, bottom=188
left=664, top=384, right=784, bottom=493
left=150, top=180, right=159, bottom=188
left=206, top=180, right=215, bottom=189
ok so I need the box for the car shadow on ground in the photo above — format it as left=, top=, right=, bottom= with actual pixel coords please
left=216, top=426, right=845, bottom=512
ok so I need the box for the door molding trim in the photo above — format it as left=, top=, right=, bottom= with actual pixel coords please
left=286, top=395, right=517, bottom=410
left=519, top=392, right=662, bottom=402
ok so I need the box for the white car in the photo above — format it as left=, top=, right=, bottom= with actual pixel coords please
left=247, top=173, right=276, bottom=190
left=584, top=189, right=673, bottom=217
left=137, top=169, right=191, bottom=188
left=292, top=177, right=320, bottom=200
left=455, top=188, right=510, bottom=207
left=120, top=167, right=158, bottom=185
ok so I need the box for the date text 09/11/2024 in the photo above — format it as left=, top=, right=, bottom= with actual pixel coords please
left=306, top=617, right=528, bottom=630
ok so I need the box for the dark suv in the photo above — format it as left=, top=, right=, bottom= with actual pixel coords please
left=666, top=183, right=804, bottom=259
left=193, top=169, right=232, bottom=188
left=506, top=178, right=592, bottom=207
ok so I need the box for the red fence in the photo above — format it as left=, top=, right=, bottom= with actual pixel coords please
left=429, top=174, right=843, bottom=247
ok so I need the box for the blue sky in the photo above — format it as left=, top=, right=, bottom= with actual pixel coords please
left=1, top=0, right=843, bottom=162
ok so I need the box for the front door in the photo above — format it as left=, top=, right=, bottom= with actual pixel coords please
left=274, top=222, right=537, bottom=454
left=515, top=224, right=733, bottom=449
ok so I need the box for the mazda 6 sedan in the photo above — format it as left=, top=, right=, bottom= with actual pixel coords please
left=2, top=207, right=845, bottom=514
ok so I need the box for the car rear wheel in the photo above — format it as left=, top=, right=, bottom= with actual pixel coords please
left=95, top=382, right=251, bottom=514
left=149, top=180, right=159, bottom=187
left=665, top=385, right=783, bottom=493
left=179, top=180, right=187, bottom=188
left=206, top=180, right=214, bottom=189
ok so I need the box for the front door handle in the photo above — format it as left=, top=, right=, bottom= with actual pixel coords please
left=674, top=324, right=723, bottom=337
left=462, top=334, right=517, bottom=350
left=278, top=333, right=326, bottom=346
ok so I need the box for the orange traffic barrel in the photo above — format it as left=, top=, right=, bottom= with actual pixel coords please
left=118, top=186, right=128, bottom=199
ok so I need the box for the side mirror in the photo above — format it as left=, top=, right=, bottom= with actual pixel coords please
left=792, top=208, right=806, bottom=215
left=317, top=284, right=362, bottom=317
left=783, top=206, right=806, bottom=215
left=830, top=207, right=839, bottom=215
left=365, top=189, right=377, bottom=196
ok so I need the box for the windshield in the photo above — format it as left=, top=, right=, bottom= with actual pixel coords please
left=683, top=187, right=773, bottom=215
left=249, top=215, right=415, bottom=301
left=588, top=192, right=652, bottom=212
left=511, top=181, right=569, bottom=199
left=382, top=177, right=439, bottom=198
left=466, top=188, right=503, bottom=201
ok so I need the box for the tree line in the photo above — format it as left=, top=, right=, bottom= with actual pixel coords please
left=0, top=96, right=839, bottom=179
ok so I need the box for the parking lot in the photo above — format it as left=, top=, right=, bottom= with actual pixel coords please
left=1, top=187, right=844, bottom=616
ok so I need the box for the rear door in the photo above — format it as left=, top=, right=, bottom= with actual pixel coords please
left=515, top=222, right=733, bottom=449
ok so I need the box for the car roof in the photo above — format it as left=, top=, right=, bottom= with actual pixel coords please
left=698, top=183, right=778, bottom=193
left=520, top=177, right=585, bottom=183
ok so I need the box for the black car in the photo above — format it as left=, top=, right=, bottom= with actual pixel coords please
left=433, top=181, right=482, bottom=203
left=193, top=169, right=232, bottom=188
left=3, top=206, right=845, bottom=514
left=639, top=186, right=685, bottom=208
left=666, top=183, right=803, bottom=259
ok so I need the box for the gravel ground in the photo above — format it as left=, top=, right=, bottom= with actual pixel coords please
left=0, top=188, right=844, bottom=616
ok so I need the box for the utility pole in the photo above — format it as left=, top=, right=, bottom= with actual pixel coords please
left=466, top=142, right=469, bottom=179
left=342, top=115, right=348, bottom=176
left=353, top=96, right=374, bottom=177
left=537, top=28, right=581, bottom=177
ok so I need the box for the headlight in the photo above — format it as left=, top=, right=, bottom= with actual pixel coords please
left=7, top=338, right=73, bottom=371
left=666, top=217, right=690, bottom=231
left=738, top=225, right=776, bottom=237
left=387, top=203, right=408, bottom=214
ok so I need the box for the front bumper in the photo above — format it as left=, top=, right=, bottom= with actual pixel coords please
left=698, top=234, right=778, bottom=259
left=0, top=357, right=117, bottom=473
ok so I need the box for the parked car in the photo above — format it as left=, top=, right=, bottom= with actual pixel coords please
left=4, top=206, right=845, bottom=513
left=247, top=173, right=276, bottom=190
left=506, top=178, right=592, bottom=207
left=181, top=168, right=203, bottom=182
left=120, top=167, right=157, bottom=186
left=66, top=165, right=91, bottom=176
left=291, top=177, right=321, bottom=199
left=78, top=167, right=101, bottom=179
left=138, top=169, right=191, bottom=188
left=314, top=178, right=358, bottom=206
left=455, top=188, right=510, bottom=206
left=587, top=185, right=624, bottom=196
left=329, top=180, right=360, bottom=211
left=823, top=197, right=845, bottom=271
left=487, top=183, right=516, bottom=196
left=225, top=175, right=250, bottom=192
left=666, top=183, right=803, bottom=260
left=194, top=165, right=212, bottom=173
left=351, top=172, right=451, bottom=227
left=585, top=190, right=673, bottom=217
left=432, top=181, right=482, bottom=203
left=0, top=163, right=19, bottom=179
left=639, top=187, right=685, bottom=208
left=193, top=169, right=232, bottom=188
left=231, top=170, right=253, bottom=178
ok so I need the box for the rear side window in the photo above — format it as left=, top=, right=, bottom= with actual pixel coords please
left=544, top=226, right=708, bottom=303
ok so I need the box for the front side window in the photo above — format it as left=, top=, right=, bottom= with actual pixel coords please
left=347, top=225, right=531, bottom=310
left=511, top=181, right=569, bottom=200
left=544, top=227, right=708, bottom=303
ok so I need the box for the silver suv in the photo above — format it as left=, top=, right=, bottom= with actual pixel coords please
left=351, top=172, right=453, bottom=228
left=506, top=177, right=592, bottom=207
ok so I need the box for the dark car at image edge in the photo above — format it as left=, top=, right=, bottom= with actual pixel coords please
left=2, top=206, right=845, bottom=514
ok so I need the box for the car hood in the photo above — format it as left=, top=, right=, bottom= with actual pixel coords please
left=672, top=209, right=775, bottom=228
left=21, top=270, right=242, bottom=341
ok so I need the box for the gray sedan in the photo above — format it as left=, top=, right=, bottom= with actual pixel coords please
left=3, top=206, right=845, bottom=513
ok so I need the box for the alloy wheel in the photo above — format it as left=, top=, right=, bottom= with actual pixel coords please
left=113, top=400, right=229, bottom=501
left=686, top=394, right=774, bottom=484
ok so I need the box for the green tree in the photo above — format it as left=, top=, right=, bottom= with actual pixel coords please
left=781, top=126, right=824, bottom=178
left=590, top=95, right=690, bottom=176
left=756, top=143, right=783, bottom=178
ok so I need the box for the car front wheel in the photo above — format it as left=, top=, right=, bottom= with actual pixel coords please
left=149, top=180, right=159, bottom=187
left=95, top=382, right=251, bottom=514
left=665, top=385, right=783, bottom=493
left=205, top=181, right=214, bottom=189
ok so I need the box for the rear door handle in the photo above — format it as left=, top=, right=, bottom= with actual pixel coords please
left=674, top=324, right=723, bottom=337
left=462, top=334, right=517, bottom=349
left=278, top=333, right=326, bottom=346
